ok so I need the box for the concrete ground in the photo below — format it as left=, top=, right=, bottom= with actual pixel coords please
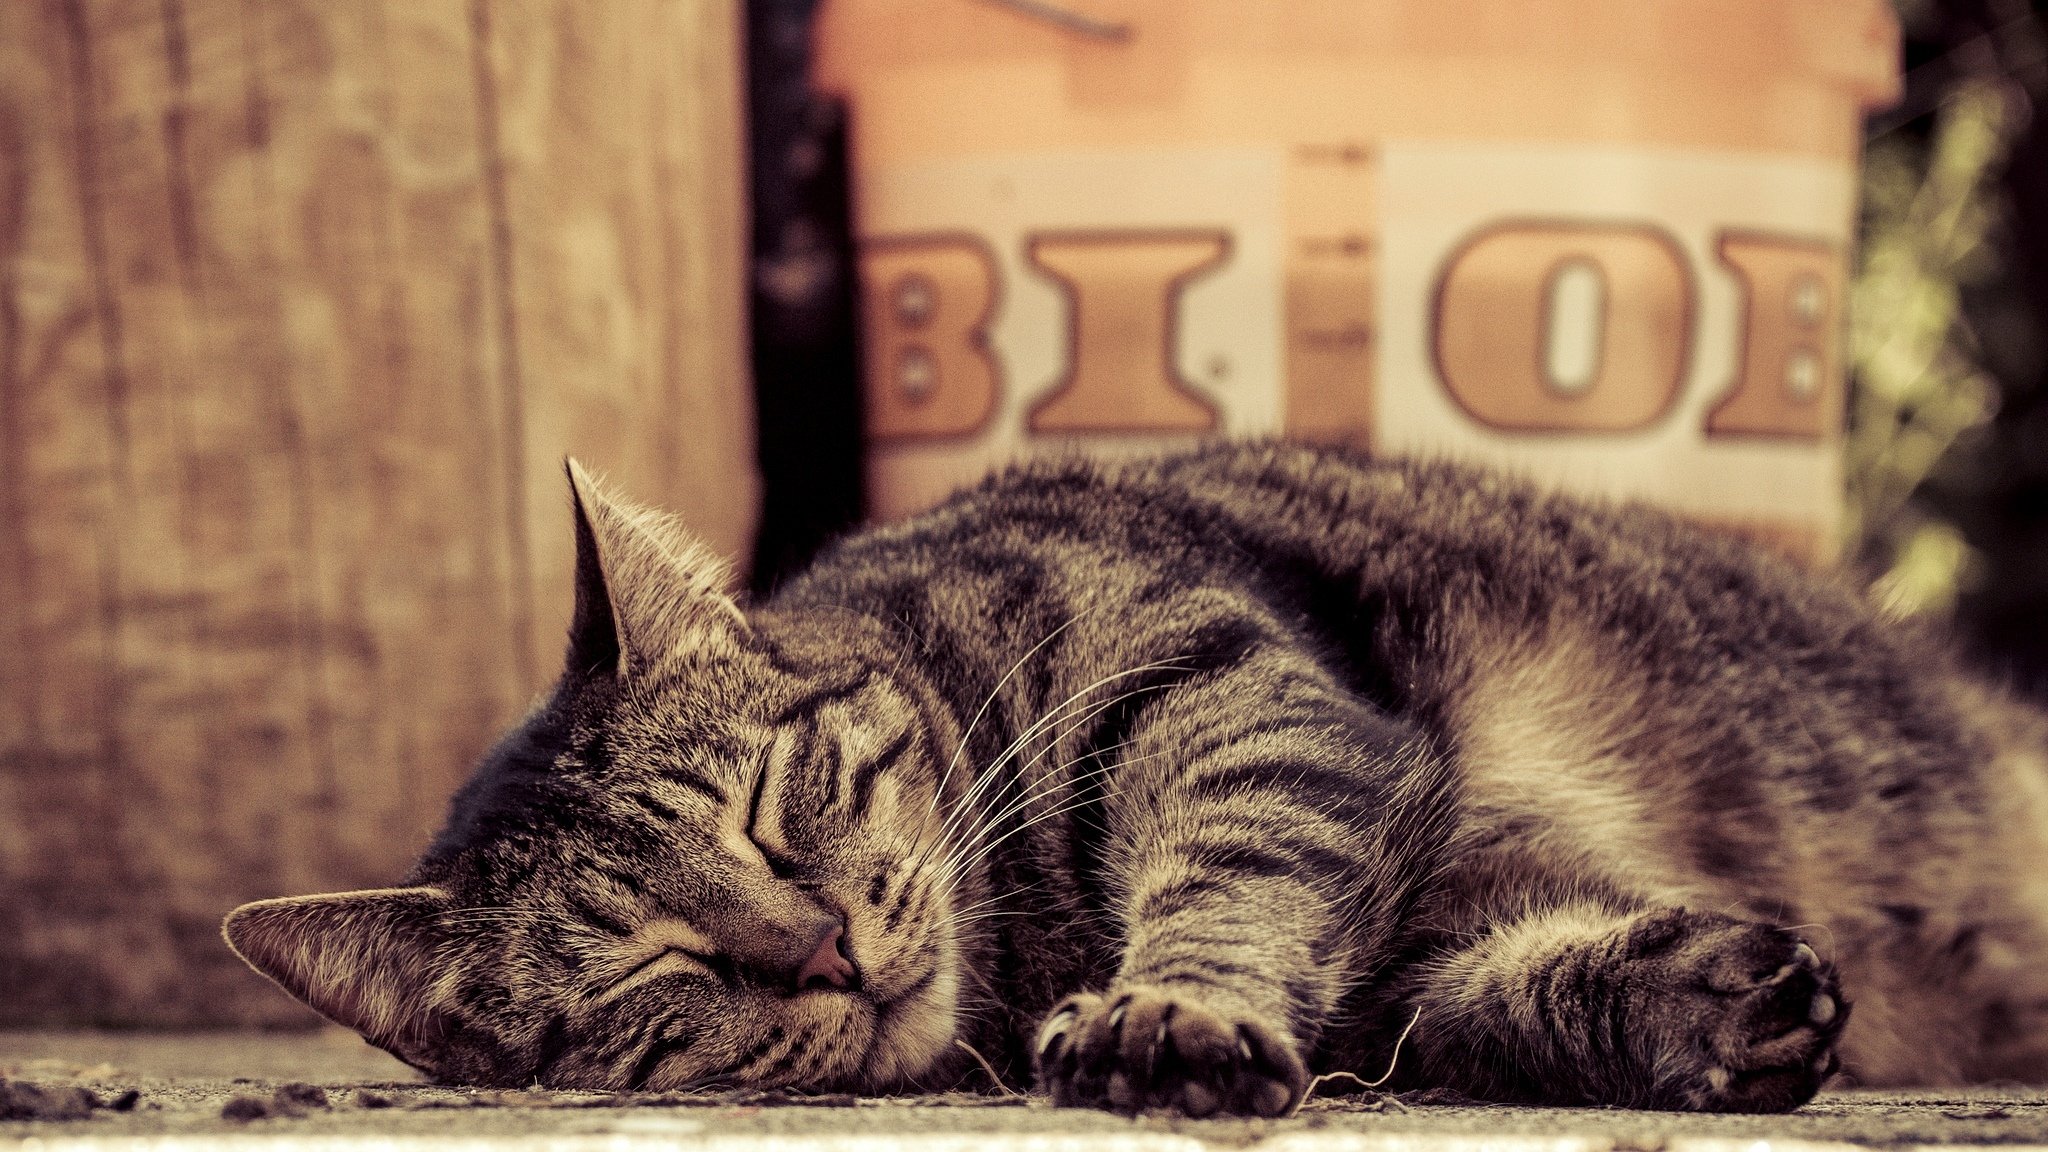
left=3, top=1030, right=2046, bottom=1151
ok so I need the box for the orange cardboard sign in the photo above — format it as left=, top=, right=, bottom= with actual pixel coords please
left=815, top=0, right=1899, bottom=560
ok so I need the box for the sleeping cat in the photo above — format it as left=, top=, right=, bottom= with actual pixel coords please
left=224, top=441, right=2048, bottom=1115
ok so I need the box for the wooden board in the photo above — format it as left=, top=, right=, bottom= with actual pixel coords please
left=0, top=0, right=754, bottom=1026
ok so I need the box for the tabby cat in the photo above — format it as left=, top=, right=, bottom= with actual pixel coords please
left=224, top=441, right=2048, bottom=1115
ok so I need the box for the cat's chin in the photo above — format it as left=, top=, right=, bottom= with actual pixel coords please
left=855, top=951, right=963, bottom=1089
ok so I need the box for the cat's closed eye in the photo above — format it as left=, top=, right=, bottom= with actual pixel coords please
left=744, top=747, right=804, bottom=877
left=749, top=824, right=800, bottom=879
left=620, top=919, right=724, bottom=987
left=615, top=946, right=718, bottom=988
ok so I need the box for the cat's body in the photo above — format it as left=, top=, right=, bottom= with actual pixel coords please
left=226, top=442, right=2048, bottom=1114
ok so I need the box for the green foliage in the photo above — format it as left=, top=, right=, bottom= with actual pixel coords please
left=1846, top=81, right=2018, bottom=615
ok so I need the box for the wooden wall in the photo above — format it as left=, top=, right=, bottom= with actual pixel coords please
left=0, top=0, right=755, bottom=1026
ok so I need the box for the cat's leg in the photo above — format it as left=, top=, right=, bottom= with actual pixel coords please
left=1031, top=655, right=1454, bottom=1117
left=1402, top=903, right=1847, bottom=1112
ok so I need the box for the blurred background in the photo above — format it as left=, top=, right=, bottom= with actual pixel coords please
left=1848, top=0, right=2048, bottom=685
left=0, top=0, right=2043, bottom=1029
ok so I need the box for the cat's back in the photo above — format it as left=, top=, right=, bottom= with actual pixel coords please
left=802, top=442, right=1936, bottom=705
left=873, top=444, right=1996, bottom=870
left=855, top=442, right=1882, bottom=660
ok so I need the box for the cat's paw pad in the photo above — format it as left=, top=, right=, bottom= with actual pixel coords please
left=1629, top=912, right=1849, bottom=1113
left=1033, top=987, right=1307, bottom=1117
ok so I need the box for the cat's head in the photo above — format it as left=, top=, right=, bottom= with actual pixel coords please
left=224, top=463, right=972, bottom=1092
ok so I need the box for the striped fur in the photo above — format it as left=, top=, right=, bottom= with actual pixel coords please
left=224, top=442, right=2048, bottom=1114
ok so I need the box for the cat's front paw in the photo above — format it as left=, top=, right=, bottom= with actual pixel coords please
left=1628, top=912, right=1849, bottom=1113
left=1034, top=987, right=1307, bottom=1117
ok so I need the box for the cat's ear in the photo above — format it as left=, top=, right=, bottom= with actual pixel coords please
left=223, top=888, right=457, bottom=1066
left=564, top=458, right=743, bottom=678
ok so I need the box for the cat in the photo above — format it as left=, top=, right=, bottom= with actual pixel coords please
left=223, top=440, right=2048, bottom=1116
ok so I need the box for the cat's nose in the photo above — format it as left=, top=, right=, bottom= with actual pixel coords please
left=795, top=920, right=860, bottom=992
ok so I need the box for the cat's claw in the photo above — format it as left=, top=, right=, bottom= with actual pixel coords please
left=1628, top=912, right=1850, bottom=1113
left=1034, top=987, right=1307, bottom=1117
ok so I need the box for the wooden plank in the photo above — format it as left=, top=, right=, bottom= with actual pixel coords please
left=317, top=0, right=526, bottom=888
left=0, top=0, right=144, bottom=1020
left=476, top=0, right=756, bottom=683
left=0, top=0, right=754, bottom=1026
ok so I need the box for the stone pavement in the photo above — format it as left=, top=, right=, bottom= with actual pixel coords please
left=3, top=1030, right=2046, bottom=1151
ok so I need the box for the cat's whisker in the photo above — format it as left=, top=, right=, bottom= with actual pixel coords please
left=927, top=659, right=1188, bottom=856
left=933, top=780, right=1137, bottom=902
left=953, top=770, right=1137, bottom=870
left=964, top=657, right=1191, bottom=793
left=947, top=909, right=1037, bottom=930
left=933, top=610, right=1081, bottom=807
left=930, top=740, right=1158, bottom=898
left=914, top=659, right=1193, bottom=878
left=955, top=731, right=1148, bottom=849
left=932, top=720, right=1137, bottom=885
left=932, top=778, right=1129, bottom=906
left=941, top=875, right=1053, bottom=924
left=927, top=740, right=1140, bottom=897
left=945, top=890, right=1024, bottom=922
left=937, top=783, right=1138, bottom=901
left=926, top=611, right=1089, bottom=826
left=934, top=662, right=1189, bottom=859
left=939, top=732, right=1158, bottom=871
